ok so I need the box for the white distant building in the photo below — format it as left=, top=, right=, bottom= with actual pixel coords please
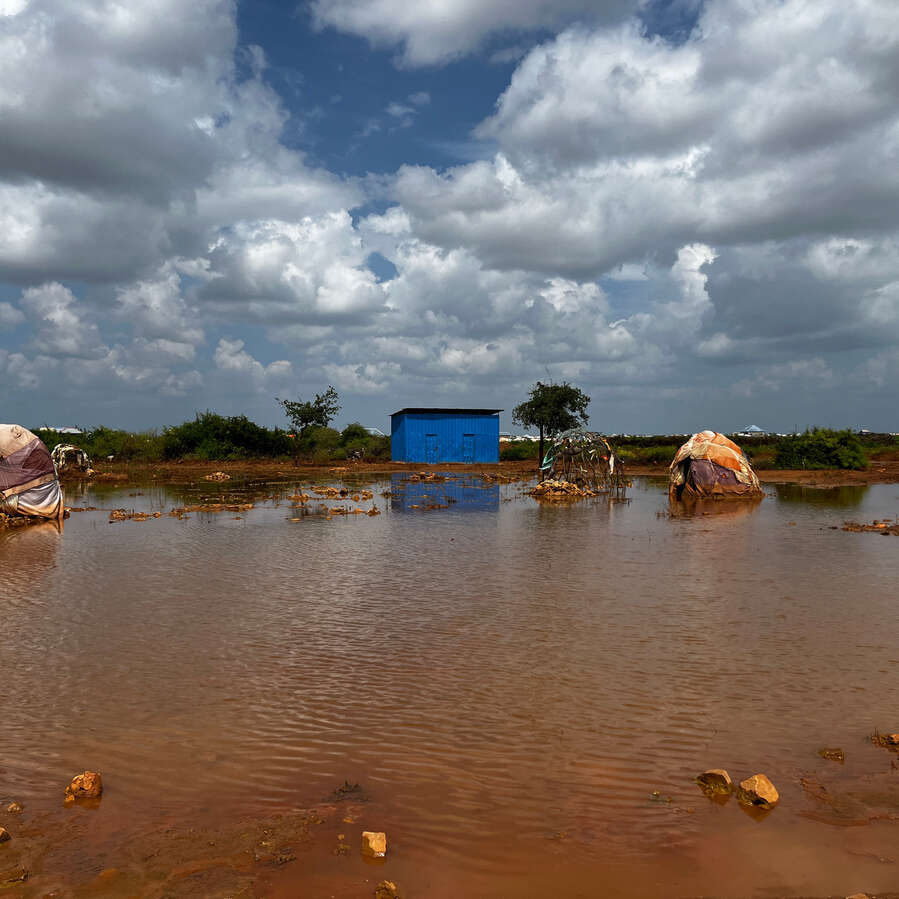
left=736, top=424, right=767, bottom=436
left=51, top=426, right=83, bottom=435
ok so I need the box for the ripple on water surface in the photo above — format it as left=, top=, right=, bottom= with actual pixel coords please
left=2, top=476, right=899, bottom=894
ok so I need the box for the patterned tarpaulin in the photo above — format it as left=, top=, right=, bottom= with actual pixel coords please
left=0, top=424, right=64, bottom=519
left=669, top=430, right=762, bottom=500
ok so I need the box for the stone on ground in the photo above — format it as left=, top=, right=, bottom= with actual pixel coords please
left=361, top=830, right=387, bottom=857
left=64, top=771, right=103, bottom=804
left=737, top=773, right=779, bottom=809
left=696, top=769, right=732, bottom=793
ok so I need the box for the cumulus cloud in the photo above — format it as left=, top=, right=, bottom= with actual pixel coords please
left=3, top=0, right=899, bottom=431
left=116, top=267, right=204, bottom=349
left=309, top=0, right=637, bottom=66
left=213, top=338, right=293, bottom=390
left=200, top=212, right=385, bottom=325
left=0, top=0, right=356, bottom=287
left=19, top=282, right=103, bottom=358
left=0, top=301, right=24, bottom=329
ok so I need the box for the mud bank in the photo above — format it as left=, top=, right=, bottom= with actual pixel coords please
left=79, top=458, right=899, bottom=488
left=628, top=460, right=899, bottom=487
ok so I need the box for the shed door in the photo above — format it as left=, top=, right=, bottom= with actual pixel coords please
left=425, top=434, right=438, bottom=464
left=462, top=433, right=475, bottom=463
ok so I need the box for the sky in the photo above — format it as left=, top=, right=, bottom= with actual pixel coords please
left=1, top=0, right=897, bottom=435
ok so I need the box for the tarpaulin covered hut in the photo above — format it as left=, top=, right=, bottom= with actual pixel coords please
left=0, top=424, right=64, bottom=520
left=669, top=430, right=762, bottom=501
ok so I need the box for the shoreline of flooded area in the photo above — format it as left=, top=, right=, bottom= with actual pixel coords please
left=3, top=474, right=899, bottom=897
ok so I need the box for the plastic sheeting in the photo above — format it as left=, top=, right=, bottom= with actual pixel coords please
left=669, top=430, right=762, bottom=500
left=0, top=424, right=64, bottom=520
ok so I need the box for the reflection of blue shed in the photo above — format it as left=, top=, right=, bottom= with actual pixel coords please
left=390, top=408, right=501, bottom=463
left=389, top=473, right=499, bottom=512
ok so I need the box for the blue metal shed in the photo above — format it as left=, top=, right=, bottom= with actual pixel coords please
left=390, top=408, right=502, bottom=463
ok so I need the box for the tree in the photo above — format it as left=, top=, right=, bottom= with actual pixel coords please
left=276, top=386, right=340, bottom=464
left=512, top=381, right=590, bottom=476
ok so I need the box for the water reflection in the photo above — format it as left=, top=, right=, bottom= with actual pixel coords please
left=773, top=483, right=869, bottom=507
left=667, top=496, right=764, bottom=520
left=0, top=520, right=62, bottom=581
left=389, top=472, right=499, bottom=512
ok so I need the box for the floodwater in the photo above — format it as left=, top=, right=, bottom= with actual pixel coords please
left=3, top=474, right=899, bottom=897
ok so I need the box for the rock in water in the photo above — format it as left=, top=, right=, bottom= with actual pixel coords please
left=6, top=802, right=23, bottom=814
left=375, top=881, right=398, bottom=899
left=64, top=771, right=103, bottom=804
left=696, top=769, right=732, bottom=793
left=361, top=831, right=387, bottom=858
left=0, top=827, right=10, bottom=843
left=737, top=773, right=779, bottom=809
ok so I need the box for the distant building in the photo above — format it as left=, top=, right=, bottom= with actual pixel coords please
left=364, top=427, right=386, bottom=437
left=51, top=426, right=83, bottom=435
left=390, top=408, right=501, bottom=463
left=736, top=424, right=767, bottom=436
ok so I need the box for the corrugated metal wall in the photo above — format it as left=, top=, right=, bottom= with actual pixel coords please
left=390, top=412, right=499, bottom=463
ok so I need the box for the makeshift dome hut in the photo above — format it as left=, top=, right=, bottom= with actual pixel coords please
left=540, top=428, right=626, bottom=491
left=669, top=430, right=762, bottom=501
left=0, top=424, right=64, bottom=521
left=51, top=443, right=92, bottom=476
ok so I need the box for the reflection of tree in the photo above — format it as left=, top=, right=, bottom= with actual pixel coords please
left=773, top=484, right=869, bottom=508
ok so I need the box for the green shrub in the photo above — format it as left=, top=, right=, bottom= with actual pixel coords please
left=500, top=441, right=539, bottom=461
left=774, top=429, right=867, bottom=470
left=295, top=425, right=341, bottom=462
left=161, top=412, right=292, bottom=460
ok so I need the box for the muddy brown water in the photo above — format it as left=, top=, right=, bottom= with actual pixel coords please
left=3, top=476, right=899, bottom=897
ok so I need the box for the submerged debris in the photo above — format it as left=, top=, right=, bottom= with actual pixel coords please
left=109, top=509, right=162, bottom=522
left=170, top=502, right=254, bottom=517
left=204, top=471, right=231, bottom=481
left=0, top=866, right=27, bottom=885
left=843, top=520, right=899, bottom=535
left=528, top=479, right=599, bottom=501
left=871, top=730, right=899, bottom=748
left=818, top=747, right=845, bottom=762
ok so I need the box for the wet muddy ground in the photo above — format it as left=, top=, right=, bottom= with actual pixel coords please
left=3, top=474, right=899, bottom=897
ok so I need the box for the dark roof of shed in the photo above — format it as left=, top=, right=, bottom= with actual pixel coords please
left=391, top=407, right=502, bottom=416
